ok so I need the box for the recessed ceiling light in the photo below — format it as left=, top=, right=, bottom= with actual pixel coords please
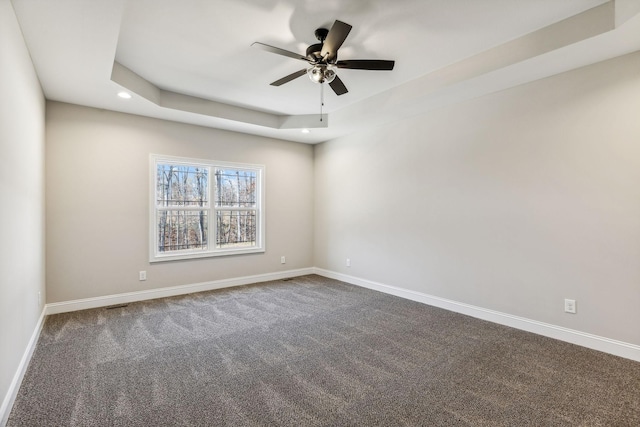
left=301, top=129, right=310, bottom=133
left=117, top=91, right=132, bottom=99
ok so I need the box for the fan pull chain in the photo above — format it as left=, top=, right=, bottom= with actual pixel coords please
left=320, top=83, right=324, bottom=122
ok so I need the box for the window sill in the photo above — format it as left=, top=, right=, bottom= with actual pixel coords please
left=149, top=247, right=265, bottom=263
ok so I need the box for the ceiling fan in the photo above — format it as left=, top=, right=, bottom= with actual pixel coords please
left=252, top=20, right=395, bottom=96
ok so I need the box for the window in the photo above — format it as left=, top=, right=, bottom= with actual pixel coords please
left=150, top=155, right=264, bottom=262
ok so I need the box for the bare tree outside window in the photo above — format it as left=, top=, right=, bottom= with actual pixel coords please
left=156, top=165, right=209, bottom=252
left=215, top=169, right=257, bottom=248
left=151, top=156, right=263, bottom=262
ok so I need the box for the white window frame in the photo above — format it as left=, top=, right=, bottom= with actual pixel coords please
left=149, top=154, right=265, bottom=263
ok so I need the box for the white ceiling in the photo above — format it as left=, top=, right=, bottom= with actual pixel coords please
left=10, top=0, right=640, bottom=143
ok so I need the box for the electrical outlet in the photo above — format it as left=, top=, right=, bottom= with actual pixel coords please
left=139, top=271, right=147, bottom=281
left=564, top=298, right=576, bottom=314
left=281, top=256, right=286, bottom=264
left=346, top=258, right=351, bottom=267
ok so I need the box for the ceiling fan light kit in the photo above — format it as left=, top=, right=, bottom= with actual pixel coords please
left=308, top=65, right=336, bottom=84
left=252, top=19, right=395, bottom=96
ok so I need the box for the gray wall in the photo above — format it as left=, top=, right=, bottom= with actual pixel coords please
left=45, top=103, right=314, bottom=303
left=0, top=0, right=46, bottom=417
left=315, top=51, right=640, bottom=346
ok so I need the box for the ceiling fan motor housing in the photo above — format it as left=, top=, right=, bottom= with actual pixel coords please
left=306, top=43, right=325, bottom=61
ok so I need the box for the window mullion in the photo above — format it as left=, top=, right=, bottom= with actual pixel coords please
left=209, top=166, right=215, bottom=252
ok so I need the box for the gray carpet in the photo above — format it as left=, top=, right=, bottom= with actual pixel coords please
left=7, top=275, right=640, bottom=426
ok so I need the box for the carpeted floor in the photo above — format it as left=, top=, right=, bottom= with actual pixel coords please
left=7, top=275, right=640, bottom=426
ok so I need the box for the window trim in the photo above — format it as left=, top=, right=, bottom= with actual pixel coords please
left=149, top=154, right=265, bottom=263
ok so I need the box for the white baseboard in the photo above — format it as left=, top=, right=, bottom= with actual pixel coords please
left=313, top=268, right=640, bottom=363
left=3, top=267, right=637, bottom=425
left=0, top=307, right=46, bottom=427
left=46, top=268, right=315, bottom=315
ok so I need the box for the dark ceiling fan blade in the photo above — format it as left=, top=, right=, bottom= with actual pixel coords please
left=329, top=75, right=348, bottom=96
left=251, top=42, right=308, bottom=62
left=270, top=69, right=308, bottom=86
left=336, top=59, right=395, bottom=70
left=321, top=20, right=352, bottom=61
